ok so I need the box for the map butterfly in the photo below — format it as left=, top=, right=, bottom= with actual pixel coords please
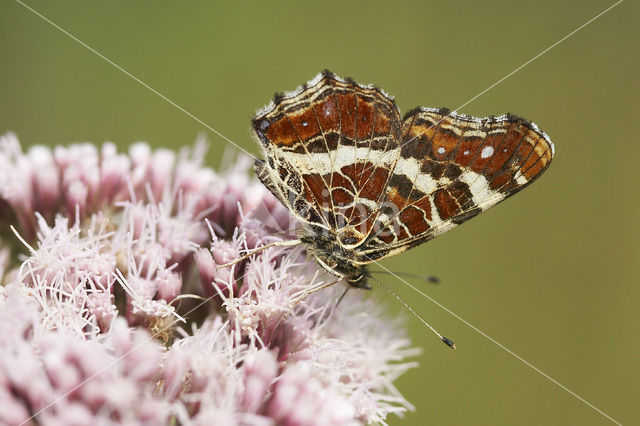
left=253, top=70, right=554, bottom=297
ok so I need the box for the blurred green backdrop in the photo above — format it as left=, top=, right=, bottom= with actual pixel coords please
left=1, top=1, right=638, bottom=424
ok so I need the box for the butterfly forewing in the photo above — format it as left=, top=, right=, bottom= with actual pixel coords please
left=253, top=71, right=403, bottom=246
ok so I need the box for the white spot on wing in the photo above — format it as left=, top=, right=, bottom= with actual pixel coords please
left=437, top=147, right=445, bottom=154
left=481, top=146, right=494, bottom=159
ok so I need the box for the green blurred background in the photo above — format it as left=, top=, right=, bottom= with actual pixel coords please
left=1, top=1, right=638, bottom=424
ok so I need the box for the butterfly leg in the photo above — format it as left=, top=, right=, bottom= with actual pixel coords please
left=289, top=275, right=343, bottom=309
left=215, top=239, right=302, bottom=269
left=334, top=287, right=349, bottom=310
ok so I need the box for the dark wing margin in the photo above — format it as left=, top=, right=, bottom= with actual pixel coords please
left=356, top=107, right=554, bottom=263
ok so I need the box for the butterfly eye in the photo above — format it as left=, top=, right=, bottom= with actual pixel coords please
left=347, top=273, right=365, bottom=283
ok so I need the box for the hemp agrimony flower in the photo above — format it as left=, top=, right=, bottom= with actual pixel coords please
left=0, top=133, right=417, bottom=425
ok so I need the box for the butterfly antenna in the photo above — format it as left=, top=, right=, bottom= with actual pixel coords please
left=370, top=270, right=440, bottom=284
left=370, top=276, right=455, bottom=349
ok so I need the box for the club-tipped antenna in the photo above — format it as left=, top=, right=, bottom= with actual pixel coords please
left=370, top=275, right=455, bottom=349
left=370, top=269, right=440, bottom=284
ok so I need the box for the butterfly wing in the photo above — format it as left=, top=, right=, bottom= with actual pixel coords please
left=356, top=108, right=554, bottom=262
left=253, top=71, right=403, bottom=246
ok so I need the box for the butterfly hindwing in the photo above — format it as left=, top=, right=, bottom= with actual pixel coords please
left=357, top=108, right=554, bottom=262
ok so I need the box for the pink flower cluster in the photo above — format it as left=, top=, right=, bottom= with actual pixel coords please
left=0, top=133, right=417, bottom=425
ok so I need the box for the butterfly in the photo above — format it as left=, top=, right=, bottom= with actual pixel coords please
left=252, top=70, right=554, bottom=293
